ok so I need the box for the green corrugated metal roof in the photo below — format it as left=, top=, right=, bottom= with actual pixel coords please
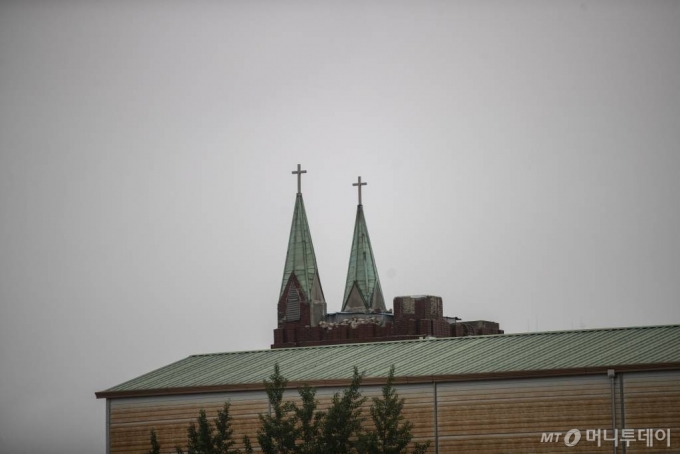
left=100, top=325, right=680, bottom=395
left=342, top=205, right=385, bottom=312
left=279, top=194, right=322, bottom=300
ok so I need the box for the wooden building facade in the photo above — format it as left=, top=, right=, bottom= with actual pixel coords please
left=97, top=325, right=680, bottom=453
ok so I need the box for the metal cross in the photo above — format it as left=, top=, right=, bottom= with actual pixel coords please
left=353, top=176, right=367, bottom=205
left=292, top=164, right=307, bottom=194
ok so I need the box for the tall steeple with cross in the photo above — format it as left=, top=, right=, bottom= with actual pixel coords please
left=278, top=164, right=326, bottom=328
left=342, top=176, right=386, bottom=313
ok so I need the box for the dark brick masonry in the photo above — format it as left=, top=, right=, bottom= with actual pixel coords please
left=272, top=295, right=503, bottom=348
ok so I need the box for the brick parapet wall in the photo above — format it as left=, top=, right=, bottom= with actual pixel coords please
left=272, top=295, right=503, bottom=348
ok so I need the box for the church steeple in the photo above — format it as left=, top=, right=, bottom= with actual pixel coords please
left=342, top=176, right=386, bottom=313
left=278, top=165, right=326, bottom=326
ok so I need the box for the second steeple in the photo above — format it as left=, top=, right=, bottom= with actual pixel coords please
left=342, top=176, right=386, bottom=313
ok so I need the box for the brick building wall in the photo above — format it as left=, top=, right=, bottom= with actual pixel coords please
left=272, top=295, right=503, bottom=348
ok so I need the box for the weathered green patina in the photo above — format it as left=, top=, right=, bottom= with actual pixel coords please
left=96, top=325, right=680, bottom=397
left=342, top=204, right=385, bottom=312
left=279, top=194, right=323, bottom=302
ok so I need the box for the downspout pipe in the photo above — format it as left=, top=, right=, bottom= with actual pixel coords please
left=608, top=369, right=617, bottom=454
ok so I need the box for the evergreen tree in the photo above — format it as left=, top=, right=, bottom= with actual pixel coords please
left=150, top=365, right=432, bottom=454
left=358, top=366, right=431, bottom=454
left=242, top=435, right=254, bottom=454
left=257, top=363, right=298, bottom=454
left=320, top=366, right=367, bottom=453
left=214, top=403, right=238, bottom=454
left=148, top=429, right=161, bottom=454
left=293, top=385, right=324, bottom=454
left=175, top=403, right=242, bottom=454
left=188, top=409, right=214, bottom=453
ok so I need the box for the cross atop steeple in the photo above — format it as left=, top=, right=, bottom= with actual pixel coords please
left=353, top=176, right=367, bottom=205
left=292, top=164, right=307, bottom=195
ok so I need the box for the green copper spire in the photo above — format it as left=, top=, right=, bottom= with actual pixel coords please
left=279, top=165, right=325, bottom=306
left=342, top=177, right=386, bottom=312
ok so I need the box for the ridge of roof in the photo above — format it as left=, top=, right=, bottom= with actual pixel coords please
left=189, top=323, right=680, bottom=358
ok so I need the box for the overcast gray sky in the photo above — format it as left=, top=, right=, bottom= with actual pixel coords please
left=1, top=1, right=679, bottom=453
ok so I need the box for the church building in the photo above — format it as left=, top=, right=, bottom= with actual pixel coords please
left=96, top=165, right=680, bottom=454
left=274, top=165, right=502, bottom=348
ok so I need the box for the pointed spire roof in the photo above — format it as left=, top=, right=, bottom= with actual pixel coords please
left=342, top=177, right=386, bottom=312
left=279, top=166, right=324, bottom=303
